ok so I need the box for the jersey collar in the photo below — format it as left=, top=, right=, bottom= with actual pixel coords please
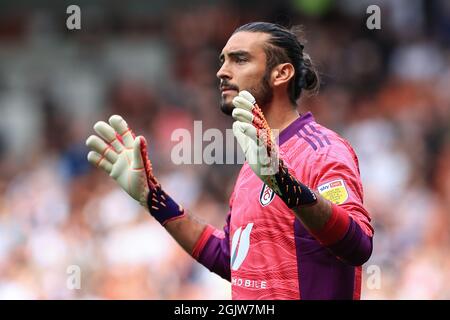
left=278, top=112, right=315, bottom=146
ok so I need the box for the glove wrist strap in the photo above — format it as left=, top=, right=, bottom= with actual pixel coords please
left=269, top=159, right=318, bottom=208
left=147, top=187, right=185, bottom=225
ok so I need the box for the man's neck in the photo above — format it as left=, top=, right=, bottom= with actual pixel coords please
left=263, top=99, right=300, bottom=136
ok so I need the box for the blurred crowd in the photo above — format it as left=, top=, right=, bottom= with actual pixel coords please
left=0, top=0, right=449, bottom=299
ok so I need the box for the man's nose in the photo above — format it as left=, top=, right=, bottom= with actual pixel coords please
left=216, top=63, right=231, bottom=81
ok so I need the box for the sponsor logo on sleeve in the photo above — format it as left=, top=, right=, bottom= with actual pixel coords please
left=317, top=179, right=349, bottom=205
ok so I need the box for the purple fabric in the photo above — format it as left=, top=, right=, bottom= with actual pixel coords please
left=308, top=123, right=331, bottom=145
left=278, top=112, right=314, bottom=145
left=197, top=214, right=231, bottom=281
left=148, top=188, right=184, bottom=225
left=327, top=218, right=373, bottom=267
left=302, top=127, right=325, bottom=148
left=296, top=132, right=317, bottom=151
left=294, top=219, right=356, bottom=299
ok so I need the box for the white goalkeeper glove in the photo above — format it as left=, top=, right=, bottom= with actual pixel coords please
left=231, top=91, right=281, bottom=193
left=231, top=91, right=317, bottom=208
left=86, top=115, right=184, bottom=224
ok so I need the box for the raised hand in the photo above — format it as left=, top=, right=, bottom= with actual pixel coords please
left=231, top=91, right=281, bottom=194
left=86, top=115, right=158, bottom=208
left=231, top=91, right=317, bottom=208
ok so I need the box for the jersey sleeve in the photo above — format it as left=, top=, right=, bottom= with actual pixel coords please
left=308, top=149, right=374, bottom=266
left=191, top=193, right=233, bottom=281
left=312, top=150, right=373, bottom=237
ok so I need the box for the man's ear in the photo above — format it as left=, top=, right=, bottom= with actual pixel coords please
left=272, top=63, right=295, bottom=87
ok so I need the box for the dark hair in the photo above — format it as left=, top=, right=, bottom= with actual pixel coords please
left=233, top=22, right=319, bottom=105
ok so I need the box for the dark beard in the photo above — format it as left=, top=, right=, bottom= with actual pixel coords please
left=220, top=96, right=235, bottom=115
left=220, top=71, right=273, bottom=116
left=251, top=70, right=273, bottom=108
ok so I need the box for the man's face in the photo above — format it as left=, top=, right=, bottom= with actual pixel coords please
left=217, top=31, right=273, bottom=115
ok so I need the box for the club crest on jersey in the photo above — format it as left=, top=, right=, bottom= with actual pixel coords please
left=318, top=179, right=349, bottom=205
left=259, top=184, right=275, bottom=206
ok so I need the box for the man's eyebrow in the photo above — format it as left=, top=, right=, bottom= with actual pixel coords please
left=219, top=50, right=250, bottom=61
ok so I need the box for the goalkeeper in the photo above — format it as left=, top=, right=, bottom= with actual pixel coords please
left=86, top=22, right=373, bottom=300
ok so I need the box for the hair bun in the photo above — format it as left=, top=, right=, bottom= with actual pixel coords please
left=299, top=52, right=319, bottom=92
